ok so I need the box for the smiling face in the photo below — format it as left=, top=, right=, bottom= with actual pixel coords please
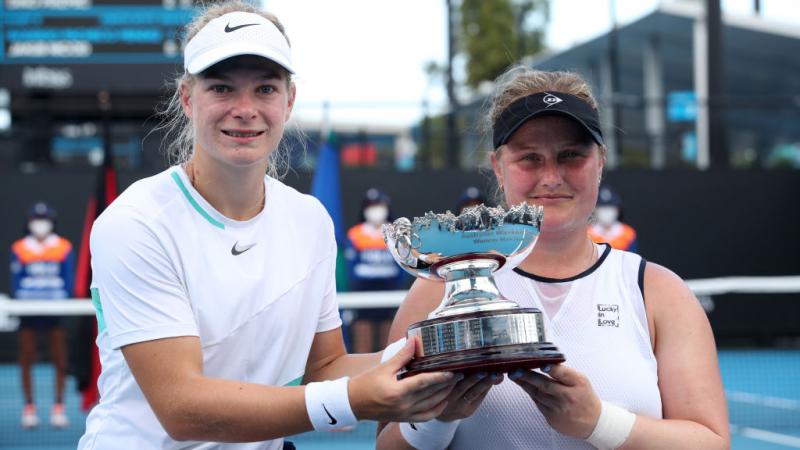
left=180, top=55, right=295, bottom=170
left=492, top=114, right=605, bottom=236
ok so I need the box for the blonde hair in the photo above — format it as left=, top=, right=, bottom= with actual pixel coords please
left=152, top=0, right=300, bottom=179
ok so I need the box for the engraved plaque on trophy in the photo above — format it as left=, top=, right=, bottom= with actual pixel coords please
left=383, top=203, right=565, bottom=376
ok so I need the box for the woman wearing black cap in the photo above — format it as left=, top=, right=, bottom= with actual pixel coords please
left=378, top=68, right=728, bottom=449
left=78, top=2, right=458, bottom=449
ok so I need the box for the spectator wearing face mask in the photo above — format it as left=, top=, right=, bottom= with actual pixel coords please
left=344, top=188, right=408, bottom=353
left=10, top=201, right=74, bottom=429
left=588, top=185, right=638, bottom=252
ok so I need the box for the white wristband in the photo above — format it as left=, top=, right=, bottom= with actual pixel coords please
left=381, top=337, right=408, bottom=363
left=399, top=419, right=460, bottom=450
left=304, top=377, right=358, bottom=431
left=586, top=401, right=636, bottom=450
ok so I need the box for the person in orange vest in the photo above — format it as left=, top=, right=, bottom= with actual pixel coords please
left=344, top=188, right=408, bottom=353
left=10, top=202, right=74, bottom=429
left=588, top=185, right=637, bottom=252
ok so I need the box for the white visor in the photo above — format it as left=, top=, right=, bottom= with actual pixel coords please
left=184, top=11, right=294, bottom=75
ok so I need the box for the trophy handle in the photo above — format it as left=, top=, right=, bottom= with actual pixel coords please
left=392, top=221, right=422, bottom=263
left=396, top=234, right=413, bottom=260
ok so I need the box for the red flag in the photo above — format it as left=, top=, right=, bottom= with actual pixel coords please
left=73, top=95, right=118, bottom=411
left=73, top=198, right=96, bottom=299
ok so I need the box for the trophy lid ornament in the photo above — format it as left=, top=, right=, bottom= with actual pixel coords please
left=382, top=203, right=543, bottom=281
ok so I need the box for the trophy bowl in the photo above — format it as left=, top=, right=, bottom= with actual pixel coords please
left=383, top=203, right=565, bottom=377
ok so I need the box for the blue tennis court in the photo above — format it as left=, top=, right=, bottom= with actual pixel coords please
left=0, top=349, right=797, bottom=449
left=721, top=350, right=800, bottom=449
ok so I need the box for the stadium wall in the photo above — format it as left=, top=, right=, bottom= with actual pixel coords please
left=0, top=168, right=797, bottom=346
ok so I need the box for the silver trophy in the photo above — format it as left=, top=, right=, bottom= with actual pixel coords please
left=383, top=202, right=564, bottom=376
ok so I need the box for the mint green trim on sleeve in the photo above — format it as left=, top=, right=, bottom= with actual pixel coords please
left=90, top=287, right=106, bottom=333
left=170, top=171, right=225, bottom=229
left=284, top=375, right=304, bottom=386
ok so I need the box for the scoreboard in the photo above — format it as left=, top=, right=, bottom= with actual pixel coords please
left=0, top=0, right=201, bottom=93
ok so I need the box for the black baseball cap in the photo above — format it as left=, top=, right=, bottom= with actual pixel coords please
left=492, top=91, right=604, bottom=149
left=28, top=201, right=57, bottom=220
left=597, top=185, right=622, bottom=207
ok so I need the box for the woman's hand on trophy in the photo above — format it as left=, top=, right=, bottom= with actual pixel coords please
left=349, top=338, right=462, bottom=423
left=509, top=364, right=601, bottom=438
left=437, top=371, right=503, bottom=422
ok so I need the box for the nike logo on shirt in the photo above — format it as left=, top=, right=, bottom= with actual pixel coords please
left=322, top=404, right=337, bottom=425
left=224, top=23, right=259, bottom=33
left=231, top=242, right=256, bottom=256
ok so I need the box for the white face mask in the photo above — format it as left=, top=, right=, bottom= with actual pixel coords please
left=595, top=206, right=619, bottom=227
left=364, top=205, right=389, bottom=225
left=29, top=219, right=53, bottom=239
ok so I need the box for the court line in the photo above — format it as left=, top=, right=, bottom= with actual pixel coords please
left=728, top=390, right=800, bottom=411
left=731, top=425, right=800, bottom=448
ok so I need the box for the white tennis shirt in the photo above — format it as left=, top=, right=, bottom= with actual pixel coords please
left=449, top=244, right=663, bottom=449
left=78, top=166, right=342, bottom=450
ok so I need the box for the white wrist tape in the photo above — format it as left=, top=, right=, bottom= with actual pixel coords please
left=400, top=419, right=460, bottom=450
left=586, top=401, right=636, bottom=450
left=381, top=337, right=408, bottom=363
left=304, top=377, right=358, bottom=431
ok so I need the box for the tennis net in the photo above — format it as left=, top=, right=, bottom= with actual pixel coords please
left=0, top=276, right=798, bottom=450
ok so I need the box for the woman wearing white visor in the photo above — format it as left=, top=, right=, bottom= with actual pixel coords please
left=77, top=2, right=459, bottom=449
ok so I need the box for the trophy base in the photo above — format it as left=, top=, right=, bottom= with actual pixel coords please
left=401, top=307, right=565, bottom=378
left=400, top=342, right=565, bottom=378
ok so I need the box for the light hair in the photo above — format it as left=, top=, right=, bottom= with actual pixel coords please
left=152, top=0, right=301, bottom=179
